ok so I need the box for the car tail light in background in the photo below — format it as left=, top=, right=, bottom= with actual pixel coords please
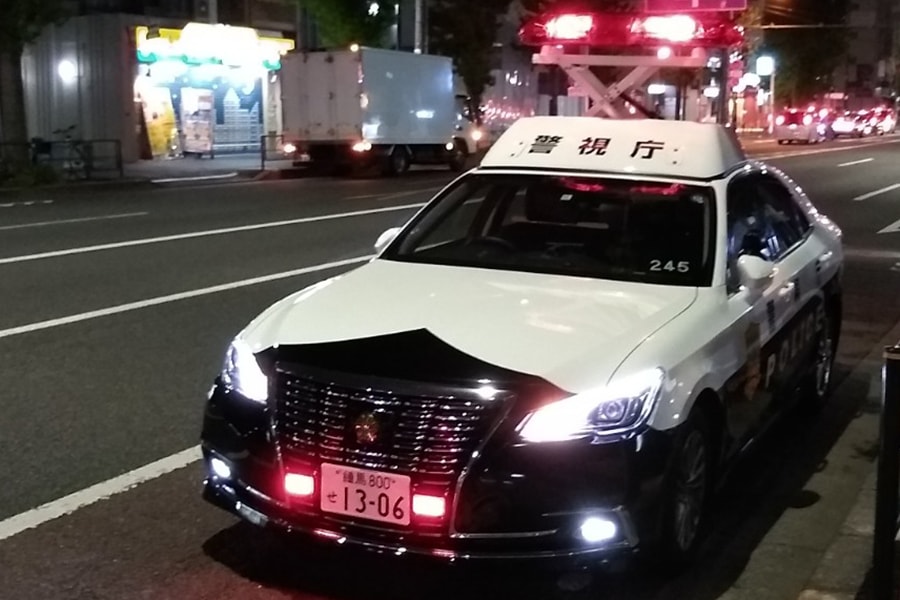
left=412, top=493, right=446, bottom=518
left=776, top=115, right=786, bottom=126
left=803, top=114, right=813, bottom=126
left=284, top=472, right=315, bottom=497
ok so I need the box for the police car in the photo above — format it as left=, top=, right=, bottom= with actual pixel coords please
left=201, top=117, right=843, bottom=567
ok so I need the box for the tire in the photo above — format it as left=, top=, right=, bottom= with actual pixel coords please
left=652, top=408, right=713, bottom=570
left=777, top=140, right=787, bottom=145
left=384, top=146, right=410, bottom=177
left=799, top=308, right=837, bottom=412
left=448, top=140, right=468, bottom=172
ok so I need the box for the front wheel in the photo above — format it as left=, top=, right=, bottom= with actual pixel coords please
left=384, top=147, right=410, bottom=177
left=653, top=409, right=712, bottom=570
left=448, top=140, right=468, bottom=172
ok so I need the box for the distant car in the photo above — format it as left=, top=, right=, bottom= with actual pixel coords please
left=831, top=111, right=874, bottom=138
left=201, top=116, right=844, bottom=570
left=774, top=110, right=824, bottom=144
left=870, top=107, right=897, bottom=135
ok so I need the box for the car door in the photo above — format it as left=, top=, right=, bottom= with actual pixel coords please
left=755, top=176, right=824, bottom=409
left=721, top=174, right=788, bottom=448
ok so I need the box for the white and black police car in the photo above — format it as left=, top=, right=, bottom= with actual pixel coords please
left=201, top=116, right=843, bottom=567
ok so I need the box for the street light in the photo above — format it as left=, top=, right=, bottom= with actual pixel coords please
left=757, top=56, right=776, bottom=133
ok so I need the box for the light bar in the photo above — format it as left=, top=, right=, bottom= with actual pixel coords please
left=518, top=11, right=742, bottom=48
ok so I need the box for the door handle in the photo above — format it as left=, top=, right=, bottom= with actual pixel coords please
left=778, top=281, right=796, bottom=299
left=817, top=251, right=834, bottom=272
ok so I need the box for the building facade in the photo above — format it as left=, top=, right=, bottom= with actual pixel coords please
left=21, top=0, right=430, bottom=163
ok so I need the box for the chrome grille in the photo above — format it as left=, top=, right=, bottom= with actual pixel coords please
left=274, top=365, right=506, bottom=485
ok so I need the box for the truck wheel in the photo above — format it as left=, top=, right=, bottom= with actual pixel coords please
left=384, top=147, right=410, bottom=177
left=448, top=140, right=468, bottom=172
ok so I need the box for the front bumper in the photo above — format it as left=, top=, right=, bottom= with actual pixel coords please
left=200, top=383, right=676, bottom=564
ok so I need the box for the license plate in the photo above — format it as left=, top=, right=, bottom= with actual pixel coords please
left=320, top=463, right=411, bottom=526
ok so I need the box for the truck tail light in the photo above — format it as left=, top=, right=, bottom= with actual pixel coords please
left=412, top=493, right=446, bottom=518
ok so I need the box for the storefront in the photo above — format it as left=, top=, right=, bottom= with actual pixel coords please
left=21, top=14, right=294, bottom=164
left=134, top=23, right=294, bottom=158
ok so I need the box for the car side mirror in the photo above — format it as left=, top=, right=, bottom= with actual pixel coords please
left=374, top=227, right=402, bottom=254
left=736, top=255, right=775, bottom=294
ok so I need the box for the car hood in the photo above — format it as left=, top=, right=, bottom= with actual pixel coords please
left=242, top=259, right=698, bottom=393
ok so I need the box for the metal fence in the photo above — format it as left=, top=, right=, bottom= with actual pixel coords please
left=0, top=138, right=124, bottom=184
left=873, top=343, right=900, bottom=599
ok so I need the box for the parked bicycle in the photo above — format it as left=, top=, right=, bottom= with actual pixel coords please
left=52, top=125, right=91, bottom=180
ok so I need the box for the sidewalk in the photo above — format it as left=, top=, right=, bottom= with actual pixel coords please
left=719, top=318, right=897, bottom=600
left=123, top=153, right=291, bottom=183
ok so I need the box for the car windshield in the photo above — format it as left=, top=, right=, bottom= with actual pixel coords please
left=383, top=173, right=716, bottom=286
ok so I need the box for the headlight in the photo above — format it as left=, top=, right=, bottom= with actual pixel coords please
left=221, top=337, right=268, bottom=403
left=517, top=368, right=664, bottom=443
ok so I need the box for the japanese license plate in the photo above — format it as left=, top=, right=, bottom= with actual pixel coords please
left=320, top=463, right=411, bottom=526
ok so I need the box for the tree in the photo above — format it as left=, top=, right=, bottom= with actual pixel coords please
left=757, top=0, right=852, bottom=106
left=429, top=0, right=516, bottom=123
left=0, top=0, right=67, bottom=162
left=295, top=0, right=395, bottom=48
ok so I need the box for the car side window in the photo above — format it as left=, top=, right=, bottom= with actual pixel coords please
left=757, top=178, right=811, bottom=253
left=726, top=178, right=777, bottom=292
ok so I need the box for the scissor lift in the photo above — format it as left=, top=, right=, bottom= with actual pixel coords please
left=532, top=45, right=710, bottom=118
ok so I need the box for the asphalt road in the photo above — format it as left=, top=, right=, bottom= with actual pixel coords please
left=1, top=135, right=900, bottom=600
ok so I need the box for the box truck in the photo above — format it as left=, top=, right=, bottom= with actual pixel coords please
left=281, top=47, right=483, bottom=175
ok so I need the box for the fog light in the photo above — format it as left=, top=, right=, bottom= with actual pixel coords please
left=579, top=517, right=617, bottom=543
left=284, top=473, right=315, bottom=497
left=412, top=494, right=446, bottom=518
left=210, top=457, right=232, bottom=480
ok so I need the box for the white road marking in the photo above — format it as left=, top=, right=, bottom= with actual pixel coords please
left=0, top=203, right=424, bottom=266
left=853, top=183, right=900, bottom=201
left=0, top=446, right=201, bottom=542
left=877, top=218, right=900, bottom=234
left=346, top=186, right=441, bottom=201
left=0, top=255, right=372, bottom=340
left=838, top=158, right=874, bottom=167
left=0, top=212, right=148, bottom=232
left=843, top=247, right=900, bottom=261
left=151, top=172, right=239, bottom=184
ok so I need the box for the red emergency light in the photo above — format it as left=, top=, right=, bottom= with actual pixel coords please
left=519, top=12, right=743, bottom=48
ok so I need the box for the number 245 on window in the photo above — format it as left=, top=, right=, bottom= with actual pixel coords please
left=650, top=260, right=690, bottom=273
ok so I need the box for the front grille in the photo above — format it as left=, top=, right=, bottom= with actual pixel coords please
left=273, top=365, right=507, bottom=487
